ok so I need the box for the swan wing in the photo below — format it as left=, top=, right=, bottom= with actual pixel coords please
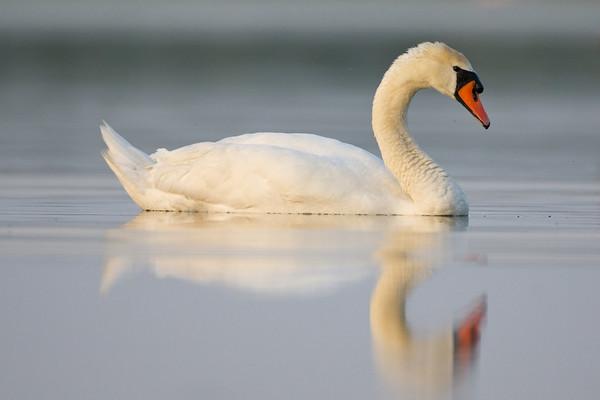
left=220, top=132, right=379, bottom=164
left=147, top=133, right=407, bottom=213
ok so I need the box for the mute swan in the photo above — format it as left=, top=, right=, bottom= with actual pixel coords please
left=101, top=42, right=489, bottom=215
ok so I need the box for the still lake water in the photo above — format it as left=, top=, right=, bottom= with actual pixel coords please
left=1, top=13, right=600, bottom=399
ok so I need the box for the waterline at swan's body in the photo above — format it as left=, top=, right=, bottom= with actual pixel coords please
left=101, top=42, right=489, bottom=216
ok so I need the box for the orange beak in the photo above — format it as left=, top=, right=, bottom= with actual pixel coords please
left=456, top=80, right=490, bottom=129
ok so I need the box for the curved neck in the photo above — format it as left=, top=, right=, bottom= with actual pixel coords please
left=371, top=61, right=464, bottom=215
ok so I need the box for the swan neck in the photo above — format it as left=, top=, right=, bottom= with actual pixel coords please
left=372, top=76, right=416, bottom=140
left=372, top=67, right=430, bottom=179
left=371, top=63, right=466, bottom=215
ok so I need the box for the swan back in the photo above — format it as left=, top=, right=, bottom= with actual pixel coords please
left=147, top=132, right=412, bottom=214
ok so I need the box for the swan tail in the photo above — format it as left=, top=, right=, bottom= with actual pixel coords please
left=100, top=121, right=153, bottom=209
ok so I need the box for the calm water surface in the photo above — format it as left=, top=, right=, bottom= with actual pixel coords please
left=1, top=8, right=600, bottom=398
left=1, top=175, right=599, bottom=400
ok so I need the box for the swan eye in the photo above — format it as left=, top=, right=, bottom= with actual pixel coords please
left=453, top=66, right=460, bottom=72
left=472, top=82, right=484, bottom=100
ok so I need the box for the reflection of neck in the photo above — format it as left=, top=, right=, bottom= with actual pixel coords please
left=369, top=244, right=454, bottom=398
left=372, top=59, right=464, bottom=215
left=369, top=256, right=431, bottom=350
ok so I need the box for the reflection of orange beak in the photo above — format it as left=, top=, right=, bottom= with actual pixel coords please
left=454, top=296, right=487, bottom=356
left=456, top=81, right=490, bottom=129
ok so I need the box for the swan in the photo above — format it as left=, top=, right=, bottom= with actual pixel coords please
left=101, top=42, right=490, bottom=215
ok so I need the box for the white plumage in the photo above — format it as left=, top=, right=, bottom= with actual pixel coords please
left=102, top=126, right=408, bottom=214
left=102, top=42, right=487, bottom=216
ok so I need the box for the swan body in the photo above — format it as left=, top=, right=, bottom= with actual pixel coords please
left=102, top=126, right=410, bottom=214
left=101, top=42, right=489, bottom=216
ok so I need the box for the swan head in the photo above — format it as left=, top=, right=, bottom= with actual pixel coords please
left=399, top=42, right=491, bottom=129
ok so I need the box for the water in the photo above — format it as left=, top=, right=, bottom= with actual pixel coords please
left=1, top=1, right=600, bottom=399
left=1, top=176, right=599, bottom=399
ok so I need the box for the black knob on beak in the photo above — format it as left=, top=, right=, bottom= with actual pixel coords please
left=474, top=82, right=484, bottom=94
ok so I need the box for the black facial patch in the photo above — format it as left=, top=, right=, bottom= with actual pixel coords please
left=453, top=66, right=484, bottom=99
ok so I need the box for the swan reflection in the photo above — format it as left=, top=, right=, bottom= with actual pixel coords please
left=371, top=225, right=485, bottom=399
left=103, top=212, right=483, bottom=398
left=102, top=213, right=397, bottom=295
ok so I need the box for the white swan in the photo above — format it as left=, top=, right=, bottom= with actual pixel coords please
left=101, top=42, right=490, bottom=215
